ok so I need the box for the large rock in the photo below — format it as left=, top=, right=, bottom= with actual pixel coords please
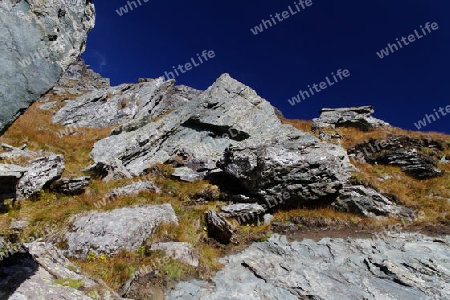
left=86, top=74, right=305, bottom=180
left=0, top=242, right=122, bottom=299
left=217, top=133, right=355, bottom=208
left=16, top=155, right=65, bottom=200
left=0, top=0, right=95, bottom=134
left=312, top=106, right=390, bottom=131
left=169, top=233, right=450, bottom=299
left=64, top=204, right=178, bottom=258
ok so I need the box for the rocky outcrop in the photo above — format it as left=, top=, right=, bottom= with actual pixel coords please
left=312, top=106, right=390, bottom=131
left=349, top=136, right=443, bottom=179
left=85, top=74, right=339, bottom=183
left=205, top=210, right=236, bottom=245
left=64, top=204, right=178, bottom=259
left=53, top=78, right=201, bottom=129
left=0, top=0, right=95, bottom=134
left=0, top=145, right=66, bottom=201
left=80, top=74, right=413, bottom=218
left=16, top=155, right=65, bottom=200
left=57, top=58, right=110, bottom=89
left=169, top=233, right=450, bottom=299
left=50, top=176, right=91, bottom=195
left=0, top=242, right=122, bottom=299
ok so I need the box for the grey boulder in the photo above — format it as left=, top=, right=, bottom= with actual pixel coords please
left=312, top=106, right=390, bottom=131
left=0, top=0, right=95, bottom=134
left=64, top=204, right=178, bottom=258
left=16, top=155, right=65, bottom=201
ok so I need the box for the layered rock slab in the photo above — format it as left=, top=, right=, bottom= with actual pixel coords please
left=64, top=204, right=178, bottom=258
left=169, top=233, right=450, bottom=299
left=312, top=106, right=390, bottom=131
left=0, top=0, right=95, bottom=134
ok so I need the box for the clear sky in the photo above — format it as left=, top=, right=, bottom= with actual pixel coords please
left=83, top=0, right=450, bottom=134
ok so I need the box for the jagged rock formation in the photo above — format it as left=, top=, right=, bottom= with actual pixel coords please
left=0, top=242, right=122, bottom=299
left=0, top=0, right=95, bottom=134
left=46, top=73, right=409, bottom=218
left=15, top=155, right=65, bottom=200
left=53, top=78, right=201, bottom=129
left=64, top=204, right=178, bottom=259
left=57, top=58, right=110, bottom=89
left=0, top=144, right=66, bottom=201
left=349, top=136, right=444, bottom=179
left=312, top=106, right=390, bottom=131
left=169, top=233, right=450, bottom=299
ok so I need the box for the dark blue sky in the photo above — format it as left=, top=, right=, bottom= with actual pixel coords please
left=83, top=0, right=450, bottom=134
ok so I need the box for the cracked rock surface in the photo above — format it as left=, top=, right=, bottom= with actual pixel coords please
left=169, top=233, right=450, bottom=300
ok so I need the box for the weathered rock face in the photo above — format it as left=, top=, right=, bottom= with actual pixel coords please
left=53, top=78, right=202, bottom=129
left=0, top=144, right=66, bottom=201
left=64, top=204, right=178, bottom=258
left=57, top=58, right=110, bottom=89
left=218, top=133, right=355, bottom=209
left=0, top=0, right=95, bottom=134
left=0, top=242, right=121, bottom=300
left=169, top=233, right=450, bottom=299
left=349, top=136, right=444, bottom=179
left=312, top=106, right=390, bottom=131
left=16, top=155, right=65, bottom=201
